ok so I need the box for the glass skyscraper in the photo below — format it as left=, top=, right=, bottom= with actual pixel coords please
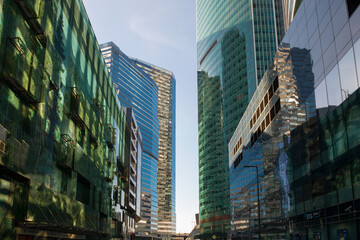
left=134, top=59, right=176, bottom=239
left=100, top=42, right=159, bottom=238
left=229, top=0, right=360, bottom=239
left=229, top=45, right=315, bottom=239
left=0, top=1, right=128, bottom=239
left=196, top=0, right=289, bottom=237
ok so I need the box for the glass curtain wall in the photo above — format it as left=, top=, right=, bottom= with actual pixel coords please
left=100, top=42, right=159, bottom=238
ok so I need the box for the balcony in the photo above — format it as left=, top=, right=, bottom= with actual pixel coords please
left=15, top=0, right=47, bottom=47
left=53, top=134, right=74, bottom=169
left=130, top=149, right=136, bottom=163
left=69, top=88, right=87, bottom=130
left=105, top=124, right=116, bottom=149
left=103, top=162, right=113, bottom=183
left=130, top=138, right=136, bottom=152
left=92, top=99, right=104, bottom=125
left=73, top=144, right=100, bottom=183
left=3, top=75, right=39, bottom=108
left=2, top=36, right=45, bottom=109
left=0, top=124, right=10, bottom=156
left=116, top=156, right=126, bottom=181
left=88, top=131, right=98, bottom=149
left=129, top=161, right=136, bottom=178
left=0, top=140, right=6, bottom=155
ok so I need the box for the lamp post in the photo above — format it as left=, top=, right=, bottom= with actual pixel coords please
left=244, top=165, right=260, bottom=240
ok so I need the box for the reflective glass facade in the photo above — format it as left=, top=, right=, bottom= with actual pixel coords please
left=229, top=45, right=315, bottom=239
left=100, top=42, right=159, bottom=237
left=0, top=0, right=127, bottom=239
left=134, top=60, right=176, bottom=239
left=123, top=107, right=143, bottom=239
left=229, top=0, right=360, bottom=239
left=197, top=70, right=228, bottom=237
left=196, top=0, right=288, bottom=237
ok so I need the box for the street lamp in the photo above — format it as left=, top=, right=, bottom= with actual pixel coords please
left=244, top=165, right=260, bottom=240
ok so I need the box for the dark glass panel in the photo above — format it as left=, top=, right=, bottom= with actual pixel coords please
left=346, top=0, right=360, bottom=17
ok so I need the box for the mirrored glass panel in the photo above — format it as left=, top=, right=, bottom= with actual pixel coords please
left=338, top=48, right=358, bottom=100
left=315, top=80, right=328, bottom=118
left=353, top=38, right=360, bottom=86
left=325, top=65, right=342, bottom=108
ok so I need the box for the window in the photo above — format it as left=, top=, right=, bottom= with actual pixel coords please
left=273, top=76, right=279, bottom=91
left=260, top=101, right=264, bottom=112
left=60, top=169, right=70, bottom=195
left=275, top=98, right=281, bottom=114
left=270, top=106, right=275, bottom=120
left=338, top=48, right=358, bottom=100
left=234, top=152, right=243, bottom=169
left=113, top=186, right=119, bottom=205
left=325, top=65, right=342, bottom=107
left=253, top=133, right=257, bottom=145
left=264, top=93, right=269, bottom=106
left=9, top=37, right=25, bottom=55
left=266, top=114, right=270, bottom=127
left=76, top=175, right=90, bottom=205
left=251, top=134, right=255, bottom=146
left=315, top=80, right=329, bottom=118
left=269, top=85, right=274, bottom=99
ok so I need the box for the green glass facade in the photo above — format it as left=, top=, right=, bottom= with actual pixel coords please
left=197, top=70, right=228, bottom=237
left=196, top=0, right=286, bottom=237
left=0, top=0, right=127, bottom=239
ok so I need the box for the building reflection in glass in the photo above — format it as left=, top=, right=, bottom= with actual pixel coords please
left=198, top=70, right=231, bottom=237
left=229, top=44, right=315, bottom=239
left=229, top=0, right=360, bottom=238
left=287, top=73, right=360, bottom=240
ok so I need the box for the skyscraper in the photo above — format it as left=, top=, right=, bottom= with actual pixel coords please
left=229, top=0, right=360, bottom=238
left=123, top=107, right=143, bottom=240
left=196, top=0, right=289, bottom=237
left=100, top=42, right=159, bottom=238
left=229, top=45, right=315, bottom=238
left=134, top=60, right=176, bottom=239
left=0, top=1, right=128, bottom=239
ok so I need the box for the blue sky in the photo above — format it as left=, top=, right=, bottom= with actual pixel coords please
left=82, top=0, right=198, bottom=233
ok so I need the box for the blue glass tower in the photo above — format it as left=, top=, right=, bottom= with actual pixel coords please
left=100, top=42, right=159, bottom=237
left=133, top=59, right=176, bottom=239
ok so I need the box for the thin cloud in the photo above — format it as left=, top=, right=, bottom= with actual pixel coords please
left=128, top=14, right=186, bottom=51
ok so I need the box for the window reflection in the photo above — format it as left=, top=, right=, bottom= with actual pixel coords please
left=315, top=80, right=328, bottom=117
left=354, top=38, right=360, bottom=86
left=325, top=65, right=342, bottom=108
left=338, top=48, right=358, bottom=100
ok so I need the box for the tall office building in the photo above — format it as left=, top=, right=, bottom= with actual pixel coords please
left=123, top=107, right=143, bottom=240
left=134, top=60, right=176, bottom=239
left=196, top=0, right=290, bottom=237
left=100, top=42, right=160, bottom=238
left=229, top=45, right=315, bottom=238
left=229, top=0, right=360, bottom=238
left=0, top=1, right=128, bottom=239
